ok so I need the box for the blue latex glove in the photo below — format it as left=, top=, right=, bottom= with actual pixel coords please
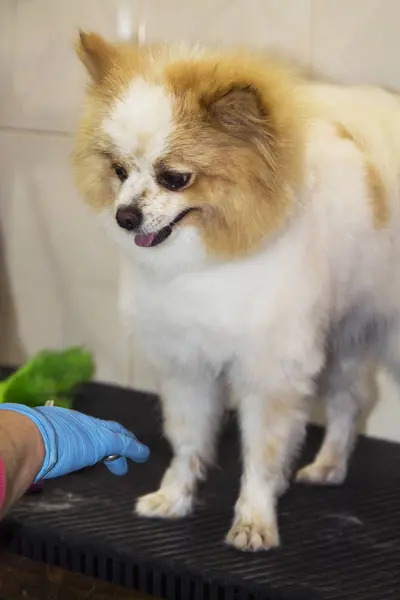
left=0, top=403, right=149, bottom=481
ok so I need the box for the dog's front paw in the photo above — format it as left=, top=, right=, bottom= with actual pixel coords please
left=226, top=517, right=280, bottom=552
left=135, top=488, right=193, bottom=519
left=296, top=459, right=347, bottom=485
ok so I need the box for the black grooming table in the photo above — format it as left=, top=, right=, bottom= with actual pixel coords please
left=1, top=373, right=400, bottom=600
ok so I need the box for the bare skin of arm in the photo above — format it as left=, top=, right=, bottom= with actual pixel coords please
left=0, top=410, right=45, bottom=519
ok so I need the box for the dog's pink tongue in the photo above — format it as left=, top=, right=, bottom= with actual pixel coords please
left=135, top=233, right=156, bottom=247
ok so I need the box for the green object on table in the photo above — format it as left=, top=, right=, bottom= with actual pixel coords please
left=0, top=347, right=95, bottom=409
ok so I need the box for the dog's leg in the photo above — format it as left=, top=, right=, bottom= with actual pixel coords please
left=136, top=372, right=224, bottom=519
left=296, top=357, right=370, bottom=485
left=226, top=386, right=310, bottom=551
left=226, top=320, right=324, bottom=552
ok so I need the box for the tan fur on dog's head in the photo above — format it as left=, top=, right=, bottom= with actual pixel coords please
left=74, top=33, right=306, bottom=258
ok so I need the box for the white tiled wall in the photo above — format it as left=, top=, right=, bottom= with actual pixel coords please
left=0, top=0, right=399, bottom=439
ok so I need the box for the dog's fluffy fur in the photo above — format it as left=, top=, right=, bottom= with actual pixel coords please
left=74, top=32, right=400, bottom=551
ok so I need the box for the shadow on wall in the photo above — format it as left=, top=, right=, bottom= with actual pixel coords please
left=0, top=229, right=25, bottom=366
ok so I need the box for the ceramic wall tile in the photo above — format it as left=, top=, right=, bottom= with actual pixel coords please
left=62, top=282, right=130, bottom=385
left=0, top=0, right=140, bottom=132
left=367, top=371, right=400, bottom=442
left=312, top=0, right=400, bottom=87
left=143, top=0, right=312, bottom=64
left=0, top=130, right=119, bottom=288
left=2, top=270, right=64, bottom=360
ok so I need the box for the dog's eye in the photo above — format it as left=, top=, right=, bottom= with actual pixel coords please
left=113, top=164, right=128, bottom=182
left=157, top=170, right=193, bottom=191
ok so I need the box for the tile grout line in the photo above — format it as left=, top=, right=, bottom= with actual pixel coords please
left=0, top=124, right=72, bottom=138
left=308, top=0, right=316, bottom=72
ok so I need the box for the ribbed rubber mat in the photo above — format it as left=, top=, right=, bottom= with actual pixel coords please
left=1, top=371, right=400, bottom=600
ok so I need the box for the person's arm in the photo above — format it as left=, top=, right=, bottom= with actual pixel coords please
left=0, top=403, right=149, bottom=519
left=0, top=410, right=45, bottom=518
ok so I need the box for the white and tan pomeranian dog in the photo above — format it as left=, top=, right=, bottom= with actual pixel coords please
left=74, top=31, right=400, bottom=552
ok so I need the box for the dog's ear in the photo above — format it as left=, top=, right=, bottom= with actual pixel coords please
left=203, top=85, right=266, bottom=139
left=75, top=31, right=117, bottom=83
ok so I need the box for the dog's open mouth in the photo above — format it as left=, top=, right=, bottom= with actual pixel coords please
left=134, top=208, right=195, bottom=248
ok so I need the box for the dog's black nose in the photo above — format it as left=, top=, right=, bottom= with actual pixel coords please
left=116, top=206, right=143, bottom=231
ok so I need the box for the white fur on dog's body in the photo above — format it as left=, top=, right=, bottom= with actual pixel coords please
left=100, top=75, right=400, bottom=550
